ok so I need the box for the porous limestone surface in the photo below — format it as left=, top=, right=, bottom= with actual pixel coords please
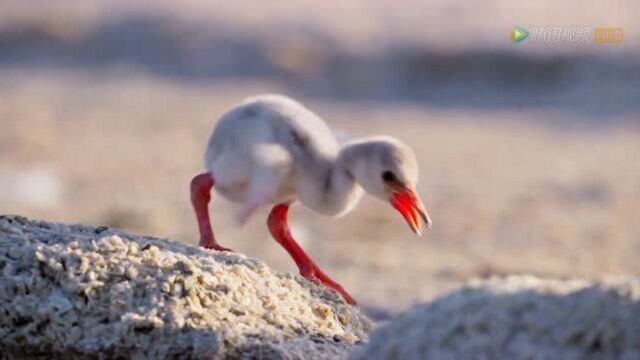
left=0, top=215, right=371, bottom=359
left=352, top=276, right=640, bottom=360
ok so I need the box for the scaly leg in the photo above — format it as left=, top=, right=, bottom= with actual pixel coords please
left=190, top=172, right=232, bottom=252
left=267, top=203, right=357, bottom=305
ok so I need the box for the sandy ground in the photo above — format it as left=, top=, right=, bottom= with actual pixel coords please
left=1, top=69, right=638, bottom=311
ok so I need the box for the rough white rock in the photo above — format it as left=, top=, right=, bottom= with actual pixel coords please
left=352, top=276, right=640, bottom=360
left=0, top=215, right=371, bottom=359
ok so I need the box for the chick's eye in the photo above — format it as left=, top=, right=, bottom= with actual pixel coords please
left=382, top=171, right=396, bottom=182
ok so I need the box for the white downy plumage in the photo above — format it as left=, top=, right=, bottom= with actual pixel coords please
left=204, top=94, right=431, bottom=230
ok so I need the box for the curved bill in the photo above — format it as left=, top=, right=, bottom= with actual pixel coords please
left=389, top=187, right=432, bottom=235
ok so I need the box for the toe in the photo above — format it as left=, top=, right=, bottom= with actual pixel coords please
left=202, top=242, right=233, bottom=252
left=300, top=268, right=321, bottom=285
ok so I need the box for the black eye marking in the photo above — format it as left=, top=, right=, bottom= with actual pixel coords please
left=382, top=171, right=396, bottom=182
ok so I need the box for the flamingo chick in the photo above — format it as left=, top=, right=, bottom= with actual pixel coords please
left=190, top=95, right=431, bottom=305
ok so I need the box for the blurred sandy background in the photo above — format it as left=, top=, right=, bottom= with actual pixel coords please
left=1, top=1, right=639, bottom=312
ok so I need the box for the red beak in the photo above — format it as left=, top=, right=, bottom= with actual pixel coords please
left=389, top=187, right=432, bottom=235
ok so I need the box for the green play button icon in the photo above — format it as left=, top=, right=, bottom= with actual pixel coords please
left=511, top=26, right=529, bottom=43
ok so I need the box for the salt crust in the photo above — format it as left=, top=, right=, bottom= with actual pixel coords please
left=353, top=276, right=640, bottom=360
left=0, top=215, right=371, bottom=359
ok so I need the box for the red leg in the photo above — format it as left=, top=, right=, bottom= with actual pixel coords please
left=190, top=172, right=232, bottom=252
left=267, top=203, right=357, bottom=305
